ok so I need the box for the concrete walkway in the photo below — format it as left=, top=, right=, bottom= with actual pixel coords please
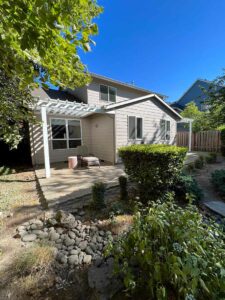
left=35, top=162, right=125, bottom=209
left=194, top=155, right=225, bottom=217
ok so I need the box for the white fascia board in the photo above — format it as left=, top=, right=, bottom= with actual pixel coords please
left=105, top=94, right=182, bottom=120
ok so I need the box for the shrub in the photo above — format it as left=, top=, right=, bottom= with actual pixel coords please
left=118, top=176, right=128, bottom=201
left=118, top=144, right=187, bottom=202
left=185, top=163, right=195, bottom=173
left=194, top=156, right=204, bottom=169
left=108, top=200, right=225, bottom=300
left=221, top=129, right=225, bottom=157
left=211, top=169, right=225, bottom=198
left=205, top=152, right=217, bottom=164
left=173, top=173, right=203, bottom=203
left=92, top=182, right=106, bottom=209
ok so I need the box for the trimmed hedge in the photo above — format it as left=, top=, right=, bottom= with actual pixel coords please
left=119, top=144, right=187, bottom=202
left=221, top=128, right=225, bottom=157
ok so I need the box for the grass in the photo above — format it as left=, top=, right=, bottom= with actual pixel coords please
left=8, top=243, right=56, bottom=298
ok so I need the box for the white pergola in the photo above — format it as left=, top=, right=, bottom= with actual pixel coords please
left=177, top=117, right=194, bottom=152
left=34, top=98, right=105, bottom=178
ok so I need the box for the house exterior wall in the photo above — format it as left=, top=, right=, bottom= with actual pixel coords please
left=30, top=113, right=114, bottom=165
left=114, top=99, right=178, bottom=162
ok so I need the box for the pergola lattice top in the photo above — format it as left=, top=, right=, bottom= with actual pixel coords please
left=34, top=98, right=103, bottom=117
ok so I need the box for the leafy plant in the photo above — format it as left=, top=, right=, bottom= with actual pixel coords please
left=194, top=156, right=204, bottom=169
left=0, top=1, right=102, bottom=88
left=173, top=173, right=203, bottom=203
left=211, top=169, right=225, bottom=198
left=118, top=176, right=128, bottom=201
left=119, top=144, right=187, bottom=202
left=92, top=182, right=106, bottom=209
left=108, top=200, right=225, bottom=300
left=205, top=152, right=217, bottom=164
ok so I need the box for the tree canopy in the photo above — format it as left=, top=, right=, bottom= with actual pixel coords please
left=181, top=101, right=212, bottom=132
left=205, top=72, right=225, bottom=129
left=0, top=69, right=36, bottom=149
left=0, top=0, right=102, bottom=88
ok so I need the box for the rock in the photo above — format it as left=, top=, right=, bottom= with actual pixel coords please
left=64, top=237, right=75, bottom=247
left=79, top=240, right=87, bottom=251
left=68, top=231, right=76, bottom=239
left=39, top=232, right=48, bottom=239
left=32, top=230, right=43, bottom=235
left=86, top=246, right=94, bottom=256
left=47, top=218, right=58, bottom=226
left=56, top=252, right=67, bottom=264
left=70, top=249, right=79, bottom=255
left=56, top=227, right=64, bottom=234
left=83, top=254, right=92, bottom=264
left=89, top=242, right=97, bottom=252
left=68, top=254, right=79, bottom=265
left=55, top=210, right=76, bottom=228
left=49, top=232, right=60, bottom=241
left=99, top=231, right=105, bottom=237
left=30, top=220, right=43, bottom=230
left=22, top=234, right=37, bottom=242
left=17, top=225, right=26, bottom=232
left=97, top=236, right=103, bottom=243
left=55, top=238, right=62, bottom=244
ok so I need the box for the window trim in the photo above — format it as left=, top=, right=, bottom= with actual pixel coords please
left=50, top=118, right=82, bottom=150
left=99, top=84, right=117, bottom=102
left=160, top=119, right=171, bottom=141
left=128, top=115, right=143, bottom=140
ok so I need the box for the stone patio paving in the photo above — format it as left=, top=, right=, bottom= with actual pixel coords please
left=35, top=162, right=125, bottom=208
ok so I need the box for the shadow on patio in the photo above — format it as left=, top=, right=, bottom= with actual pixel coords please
left=35, top=162, right=125, bottom=208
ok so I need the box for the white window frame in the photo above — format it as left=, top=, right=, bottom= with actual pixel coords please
left=50, top=118, right=82, bottom=150
left=99, top=84, right=117, bottom=102
left=160, top=119, right=171, bottom=141
left=128, top=116, right=143, bottom=140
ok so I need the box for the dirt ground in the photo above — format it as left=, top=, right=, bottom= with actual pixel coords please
left=0, top=170, right=44, bottom=299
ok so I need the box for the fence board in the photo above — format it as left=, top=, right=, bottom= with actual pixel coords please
left=176, top=131, right=221, bottom=152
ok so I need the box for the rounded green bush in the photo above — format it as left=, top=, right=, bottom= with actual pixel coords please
left=109, top=200, right=225, bottom=300
left=118, top=144, right=187, bottom=202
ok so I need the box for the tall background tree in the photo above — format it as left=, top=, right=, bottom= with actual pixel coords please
left=0, top=0, right=102, bottom=148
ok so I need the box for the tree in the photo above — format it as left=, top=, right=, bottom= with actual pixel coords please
left=0, top=70, right=36, bottom=149
left=205, top=72, right=225, bottom=128
left=0, top=0, right=102, bottom=88
left=181, top=101, right=212, bottom=132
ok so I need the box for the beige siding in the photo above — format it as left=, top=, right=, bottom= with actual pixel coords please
left=87, top=78, right=148, bottom=106
left=30, top=113, right=115, bottom=165
left=115, top=99, right=178, bottom=162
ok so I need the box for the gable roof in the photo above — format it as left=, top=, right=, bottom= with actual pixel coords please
left=91, top=73, right=167, bottom=100
left=105, top=94, right=182, bottom=120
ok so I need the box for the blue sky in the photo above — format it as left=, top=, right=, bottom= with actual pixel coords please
left=79, top=0, right=225, bottom=102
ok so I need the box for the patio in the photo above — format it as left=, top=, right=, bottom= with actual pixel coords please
left=35, top=162, right=125, bottom=208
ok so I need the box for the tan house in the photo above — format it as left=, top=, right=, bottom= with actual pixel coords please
left=30, top=73, right=182, bottom=177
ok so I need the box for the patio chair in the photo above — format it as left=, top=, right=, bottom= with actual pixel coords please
left=77, top=145, right=100, bottom=167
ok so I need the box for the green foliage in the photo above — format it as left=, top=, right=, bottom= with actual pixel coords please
left=118, top=176, right=128, bottom=201
left=181, top=102, right=214, bottom=132
left=109, top=200, right=225, bottom=300
left=205, top=153, right=217, bottom=164
left=0, top=69, right=37, bottom=148
left=185, top=163, right=195, bottom=173
left=173, top=173, right=203, bottom=203
left=211, top=169, right=225, bottom=198
left=119, top=144, right=187, bottom=202
left=0, top=0, right=102, bottom=88
left=194, top=156, right=204, bottom=169
left=0, top=165, right=15, bottom=176
left=92, top=182, right=106, bottom=209
left=221, top=129, right=225, bottom=156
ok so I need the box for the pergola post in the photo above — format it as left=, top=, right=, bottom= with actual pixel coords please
left=41, top=106, right=51, bottom=178
left=188, top=121, right=192, bottom=152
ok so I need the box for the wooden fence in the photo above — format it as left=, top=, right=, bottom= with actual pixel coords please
left=176, top=130, right=221, bottom=152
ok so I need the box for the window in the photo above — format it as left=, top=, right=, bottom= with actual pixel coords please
left=128, top=116, right=143, bottom=139
left=100, top=85, right=116, bottom=102
left=51, top=118, right=82, bottom=150
left=160, top=119, right=170, bottom=141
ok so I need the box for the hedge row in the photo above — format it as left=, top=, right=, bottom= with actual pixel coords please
left=119, top=144, right=187, bottom=202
